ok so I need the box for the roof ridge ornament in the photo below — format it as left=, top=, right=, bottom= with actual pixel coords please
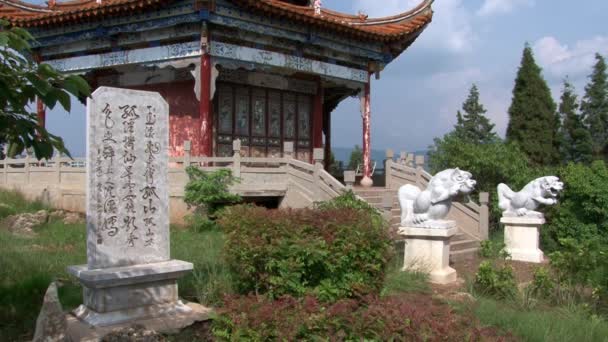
left=310, top=0, right=321, bottom=16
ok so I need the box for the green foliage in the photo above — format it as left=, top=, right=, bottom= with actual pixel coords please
left=428, top=135, right=538, bottom=227
left=528, top=267, right=555, bottom=300
left=474, top=261, right=518, bottom=300
left=559, top=80, right=594, bottom=164
left=479, top=240, right=510, bottom=259
left=545, top=161, right=608, bottom=247
left=218, top=202, right=392, bottom=302
left=506, top=44, right=560, bottom=165
left=453, top=84, right=497, bottom=144
left=185, top=213, right=219, bottom=233
left=581, top=53, right=608, bottom=161
left=0, top=20, right=91, bottom=159
left=183, top=167, right=241, bottom=216
left=347, top=144, right=363, bottom=170
left=0, top=189, right=48, bottom=219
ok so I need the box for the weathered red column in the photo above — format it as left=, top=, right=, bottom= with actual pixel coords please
left=323, top=110, right=332, bottom=170
left=199, top=53, right=212, bottom=157
left=313, top=79, right=324, bottom=150
left=34, top=53, right=46, bottom=130
left=361, top=72, right=373, bottom=187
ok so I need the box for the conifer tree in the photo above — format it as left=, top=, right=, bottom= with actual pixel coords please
left=453, top=84, right=497, bottom=144
left=581, top=53, right=608, bottom=160
left=559, top=80, right=593, bottom=164
left=506, top=44, right=559, bottom=165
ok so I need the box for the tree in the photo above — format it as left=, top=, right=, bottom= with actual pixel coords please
left=453, top=84, right=497, bottom=144
left=558, top=80, right=593, bottom=164
left=506, top=44, right=560, bottom=165
left=0, top=20, right=90, bottom=160
left=581, top=53, right=608, bottom=161
left=348, top=145, right=363, bottom=170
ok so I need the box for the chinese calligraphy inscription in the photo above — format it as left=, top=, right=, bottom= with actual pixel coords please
left=87, top=87, right=169, bottom=269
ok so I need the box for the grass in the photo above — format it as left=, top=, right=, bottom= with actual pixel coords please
left=475, top=297, right=608, bottom=342
left=0, top=189, right=48, bottom=219
left=0, top=200, right=231, bottom=341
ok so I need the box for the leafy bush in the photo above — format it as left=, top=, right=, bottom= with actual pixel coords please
left=529, top=267, right=555, bottom=300
left=218, top=203, right=391, bottom=302
left=474, top=261, right=518, bottom=300
left=212, top=294, right=494, bottom=341
left=183, top=167, right=241, bottom=216
left=185, top=213, right=219, bottom=233
left=544, top=161, right=608, bottom=250
left=479, top=240, right=510, bottom=259
left=428, top=136, right=542, bottom=229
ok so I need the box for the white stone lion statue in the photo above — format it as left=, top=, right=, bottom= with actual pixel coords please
left=398, top=168, right=476, bottom=228
left=497, top=176, right=564, bottom=218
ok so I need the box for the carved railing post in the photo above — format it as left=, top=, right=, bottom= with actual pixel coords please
left=385, top=149, right=394, bottom=189
left=283, top=141, right=294, bottom=160
left=399, top=151, right=407, bottom=165
left=24, top=151, right=31, bottom=184
left=313, top=148, right=324, bottom=199
left=54, top=151, right=62, bottom=185
left=407, top=153, right=415, bottom=168
left=233, top=139, right=241, bottom=178
left=479, top=192, right=490, bottom=240
left=414, top=155, right=425, bottom=188
left=1, top=155, right=6, bottom=186
left=344, top=170, right=355, bottom=190
left=183, top=140, right=192, bottom=169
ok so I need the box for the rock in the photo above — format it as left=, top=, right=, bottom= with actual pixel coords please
left=33, top=282, right=67, bottom=342
left=49, top=210, right=66, bottom=222
left=3, top=210, right=49, bottom=237
left=101, top=325, right=165, bottom=342
left=62, top=212, right=84, bottom=225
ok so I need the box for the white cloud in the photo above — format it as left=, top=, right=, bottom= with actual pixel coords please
left=477, top=0, right=534, bottom=17
left=533, top=36, right=608, bottom=79
left=352, top=0, right=475, bottom=54
left=426, top=68, right=484, bottom=93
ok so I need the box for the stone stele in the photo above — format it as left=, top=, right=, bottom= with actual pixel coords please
left=67, top=87, right=209, bottom=335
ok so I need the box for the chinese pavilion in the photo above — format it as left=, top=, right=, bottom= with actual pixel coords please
left=1, top=0, right=433, bottom=187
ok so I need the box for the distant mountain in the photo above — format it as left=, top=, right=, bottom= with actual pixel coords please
left=331, top=147, right=428, bottom=168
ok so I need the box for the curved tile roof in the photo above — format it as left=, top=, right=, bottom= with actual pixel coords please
left=0, top=0, right=432, bottom=43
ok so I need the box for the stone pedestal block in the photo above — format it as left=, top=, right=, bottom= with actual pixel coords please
left=501, top=216, right=545, bottom=263
left=399, top=225, right=458, bottom=284
left=68, top=260, right=195, bottom=327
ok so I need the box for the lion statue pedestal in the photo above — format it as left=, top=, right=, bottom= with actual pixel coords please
left=501, top=216, right=545, bottom=263
left=399, top=225, right=458, bottom=285
left=397, top=168, right=477, bottom=285
left=498, top=176, right=563, bottom=264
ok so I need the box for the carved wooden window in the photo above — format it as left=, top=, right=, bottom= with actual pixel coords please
left=214, top=82, right=313, bottom=159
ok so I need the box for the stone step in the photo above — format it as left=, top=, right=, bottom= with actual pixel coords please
left=450, top=247, right=479, bottom=262
left=450, top=239, right=480, bottom=252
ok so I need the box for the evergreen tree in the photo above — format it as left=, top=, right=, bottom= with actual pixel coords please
left=581, top=53, right=608, bottom=160
left=558, top=80, right=593, bottom=164
left=347, top=145, right=363, bottom=170
left=453, top=84, right=497, bottom=144
left=506, top=44, right=560, bottom=165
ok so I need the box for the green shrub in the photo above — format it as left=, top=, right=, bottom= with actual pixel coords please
left=479, top=240, right=510, bottom=259
left=474, top=261, right=518, bottom=300
left=218, top=203, right=392, bottom=302
left=544, top=161, right=608, bottom=250
left=183, top=167, right=241, bottom=216
left=185, top=212, right=219, bottom=233
left=529, top=267, right=555, bottom=300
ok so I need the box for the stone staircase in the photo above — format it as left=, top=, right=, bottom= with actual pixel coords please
left=354, top=187, right=480, bottom=261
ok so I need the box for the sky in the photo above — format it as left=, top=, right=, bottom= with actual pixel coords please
left=43, top=0, right=608, bottom=156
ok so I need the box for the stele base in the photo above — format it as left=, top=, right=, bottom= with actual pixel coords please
left=501, top=216, right=545, bottom=263
left=66, top=259, right=209, bottom=339
left=399, top=225, right=458, bottom=285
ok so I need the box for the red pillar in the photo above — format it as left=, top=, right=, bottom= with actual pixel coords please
left=324, top=110, right=332, bottom=171
left=34, top=53, right=46, bottom=130
left=361, top=72, right=373, bottom=187
left=199, top=53, right=213, bottom=157
left=37, top=97, right=46, bottom=129
left=313, top=79, right=324, bottom=150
